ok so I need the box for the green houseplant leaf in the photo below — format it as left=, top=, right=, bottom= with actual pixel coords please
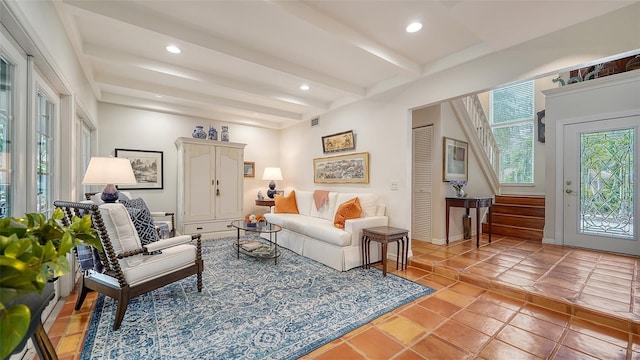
left=0, top=208, right=100, bottom=359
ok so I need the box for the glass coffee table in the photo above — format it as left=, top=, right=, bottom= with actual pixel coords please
left=230, top=220, right=282, bottom=264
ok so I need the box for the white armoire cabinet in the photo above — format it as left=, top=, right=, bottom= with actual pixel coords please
left=175, top=137, right=246, bottom=237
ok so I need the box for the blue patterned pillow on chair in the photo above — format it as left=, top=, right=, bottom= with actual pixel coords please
left=120, top=198, right=161, bottom=254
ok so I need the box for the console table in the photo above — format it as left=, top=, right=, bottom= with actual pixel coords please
left=445, top=197, right=492, bottom=247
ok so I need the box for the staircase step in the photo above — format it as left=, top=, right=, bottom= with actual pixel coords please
left=483, top=223, right=543, bottom=241
left=491, top=213, right=544, bottom=230
left=495, top=195, right=545, bottom=207
left=492, top=204, right=545, bottom=218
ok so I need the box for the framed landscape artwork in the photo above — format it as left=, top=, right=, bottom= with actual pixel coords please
left=442, top=137, right=468, bottom=182
left=115, top=148, right=163, bottom=189
left=313, top=152, right=369, bottom=184
left=321, top=130, right=356, bottom=153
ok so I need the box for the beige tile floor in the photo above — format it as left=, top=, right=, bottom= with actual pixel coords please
left=44, top=234, right=640, bottom=360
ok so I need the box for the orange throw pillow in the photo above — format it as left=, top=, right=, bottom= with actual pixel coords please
left=274, top=190, right=299, bottom=214
left=334, top=197, right=362, bottom=229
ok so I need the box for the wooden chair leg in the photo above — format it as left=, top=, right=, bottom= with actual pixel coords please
left=113, top=288, right=131, bottom=330
left=197, top=271, right=203, bottom=292
left=74, top=276, right=90, bottom=311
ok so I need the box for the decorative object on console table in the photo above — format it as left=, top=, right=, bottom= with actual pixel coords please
left=208, top=125, right=218, bottom=140
left=443, top=137, right=468, bottom=182
left=262, top=167, right=283, bottom=199
left=313, top=152, right=369, bottom=184
left=82, top=157, right=137, bottom=202
left=115, top=148, right=164, bottom=190
left=322, top=130, right=356, bottom=153
left=244, top=161, right=255, bottom=177
left=221, top=125, right=229, bottom=141
left=450, top=180, right=467, bottom=198
left=192, top=125, right=207, bottom=139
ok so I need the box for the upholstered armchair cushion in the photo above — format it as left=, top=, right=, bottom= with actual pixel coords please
left=98, top=203, right=144, bottom=267
left=144, top=235, right=192, bottom=252
left=120, top=244, right=197, bottom=286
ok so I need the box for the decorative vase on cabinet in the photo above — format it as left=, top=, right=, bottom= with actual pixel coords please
left=192, top=126, right=207, bottom=139
left=221, top=126, right=229, bottom=141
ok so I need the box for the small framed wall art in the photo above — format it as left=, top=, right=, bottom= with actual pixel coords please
left=243, top=162, right=255, bottom=177
left=115, top=148, right=164, bottom=189
left=442, top=137, right=468, bottom=182
left=321, top=130, right=355, bottom=153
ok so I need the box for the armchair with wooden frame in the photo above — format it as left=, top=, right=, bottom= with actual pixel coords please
left=54, top=200, right=203, bottom=330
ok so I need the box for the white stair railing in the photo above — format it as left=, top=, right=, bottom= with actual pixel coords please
left=451, top=95, right=501, bottom=194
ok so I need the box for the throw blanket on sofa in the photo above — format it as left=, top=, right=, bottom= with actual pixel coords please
left=313, top=190, right=330, bottom=211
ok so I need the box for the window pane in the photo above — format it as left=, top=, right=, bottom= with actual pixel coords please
left=36, top=91, right=53, bottom=215
left=494, top=124, right=534, bottom=183
left=0, top=55, right=13, bottom=218
left=491, top=81, right=534, bottom=124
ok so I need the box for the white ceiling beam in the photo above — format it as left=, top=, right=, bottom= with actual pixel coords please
left=268, top=0, right=421, bottom=75
left=62, top=0, right=365, bottom=97
left=83, top=44, right=330, bottom=111
left=101, top=92, right=289, bottom=129
left=95, top=73, right=304, bottom=121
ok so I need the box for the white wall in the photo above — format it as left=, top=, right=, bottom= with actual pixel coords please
left=278, top=4, right=640, bottom=237
left=97, top=103, right=279, bottom=214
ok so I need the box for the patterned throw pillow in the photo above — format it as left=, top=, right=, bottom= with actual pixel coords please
left=120, top=198, right=161, bottom=253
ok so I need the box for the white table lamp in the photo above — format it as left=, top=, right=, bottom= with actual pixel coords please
left=262, top=167, right=283, bottom=199
left=82, top=157, right=137, bottom=202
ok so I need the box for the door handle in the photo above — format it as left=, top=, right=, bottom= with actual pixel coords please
left=565, top=189, right=573, bottom=194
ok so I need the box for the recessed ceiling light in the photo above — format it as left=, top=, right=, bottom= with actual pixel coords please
left=166, top=45, right=181, bottom=54
left=300, top=84, right=310, bottom=91
left=406, top=22, right=422, bottom=33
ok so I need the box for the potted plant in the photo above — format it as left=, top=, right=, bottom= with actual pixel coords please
left=0, top=209, right=101, bottom=359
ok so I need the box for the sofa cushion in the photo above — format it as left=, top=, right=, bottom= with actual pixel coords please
left=275, top=191, right=299, bottom=214
left=305, top=220, right=351, bottom=247
left=334, top=197, right=362, bottom=229
left=294, top=190, right=313, bottom=216
left=335, top=193, right=378, bottom=218
left=310, top=192, right=338, bottom=221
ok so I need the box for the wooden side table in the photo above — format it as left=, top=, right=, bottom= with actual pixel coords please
left=445, top=196, right=492, bottom=247
left=361, top=226, right=409, bottom=277
left=255, top=199, right=275, bottom=207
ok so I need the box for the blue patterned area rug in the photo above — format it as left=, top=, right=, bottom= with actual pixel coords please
left=81, top=237, right=434, bottom=360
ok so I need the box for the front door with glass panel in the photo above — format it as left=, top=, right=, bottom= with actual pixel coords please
left=563, top=116, right=638, bottom=255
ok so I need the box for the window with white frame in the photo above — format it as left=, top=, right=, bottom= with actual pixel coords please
left=36, top=90, right=54, bottom=214
left=490, top=80, right=535, bottom=184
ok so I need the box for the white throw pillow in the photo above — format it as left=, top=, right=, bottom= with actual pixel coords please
left=98, top=203, right=143, bottom=267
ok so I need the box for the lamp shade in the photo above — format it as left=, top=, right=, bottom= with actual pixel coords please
left=82, top=157, right=137, bottom=185
left=262, top=167, right=283, bottom=181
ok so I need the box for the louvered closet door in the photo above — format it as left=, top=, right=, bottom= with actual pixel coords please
left=412, top=125, right=433, bottom=241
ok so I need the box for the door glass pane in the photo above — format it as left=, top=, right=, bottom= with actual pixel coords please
left=0, top=55, right=13, bottom=218
left=580, top=128, right=634, bottom=238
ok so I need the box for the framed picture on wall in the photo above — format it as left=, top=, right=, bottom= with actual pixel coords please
left=115, top=148, right=163, bottom=189
left=313, top=152, right=369, bottom=184
left=321, top=130, right=356, bottom=153
left=244, top=162, right=255, bottom=177
left=442, top=137, right=468, bottom=182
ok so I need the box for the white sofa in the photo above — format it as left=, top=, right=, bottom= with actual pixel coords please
left=261, top=190, right=388, bottom=271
